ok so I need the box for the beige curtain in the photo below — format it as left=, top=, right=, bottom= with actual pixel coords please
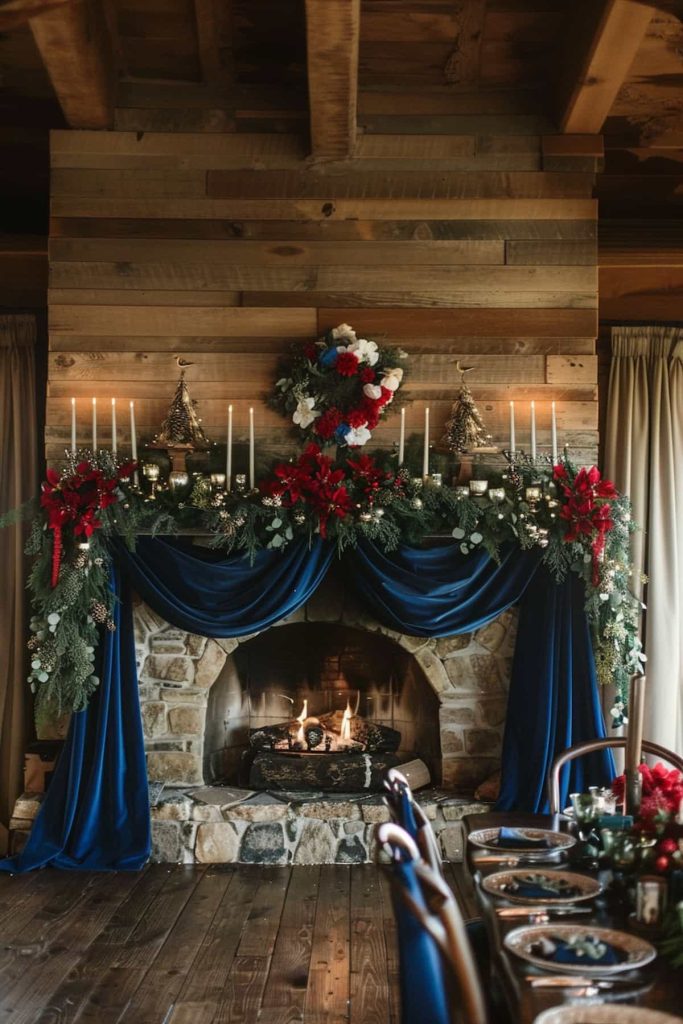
left=605, top=326, right=683, bottom=755
left=0, top=316, right=38, bottom=852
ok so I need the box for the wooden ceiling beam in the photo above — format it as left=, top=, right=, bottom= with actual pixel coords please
left=304, top=0, right=360, bottom=161
left=556, top=0, right=654, bottom=134
left=28, top=0, right=115, bottom=129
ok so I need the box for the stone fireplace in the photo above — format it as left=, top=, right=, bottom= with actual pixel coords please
left=134, top=568, right=517, bottom=795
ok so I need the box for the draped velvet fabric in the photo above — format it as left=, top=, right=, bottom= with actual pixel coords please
left=1, top=537, right=613, bottom=873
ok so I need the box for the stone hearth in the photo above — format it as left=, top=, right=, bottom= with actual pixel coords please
left=135, top=567, right=517, bottom=796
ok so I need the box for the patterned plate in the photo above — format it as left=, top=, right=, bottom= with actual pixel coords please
left=468, top=827, right=576, bottom=856
left=534, top=1007, right=681, bottom=1024
left=482, top=868, right=601, bottom=905
left=504, top=923, right=656, bottom=976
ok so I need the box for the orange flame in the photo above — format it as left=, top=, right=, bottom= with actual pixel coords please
left=295, top=699, right=308, bottom=745
left=341, top=699, right=353, bottom=742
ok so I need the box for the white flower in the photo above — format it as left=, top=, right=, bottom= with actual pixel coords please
left=292, top=396, right=320, bottom=429
left=380, top=367, right=404, bottom=392
left=363, top=383, right=382, bottom=400
left=348, top=337, right=379, bottom=366
left=331, top=323, right=357, bottom=343
left=345, top=424, right=371, bottom=447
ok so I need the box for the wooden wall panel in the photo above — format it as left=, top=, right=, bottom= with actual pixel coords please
left=46, top=121, right=600, bottom=467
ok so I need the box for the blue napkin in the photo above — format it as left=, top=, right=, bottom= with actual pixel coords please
left=507, top=880, right=580, bottom=900
left=497, top=827, right=552, bottom=849
left=550, top=937, right=621, bottom=966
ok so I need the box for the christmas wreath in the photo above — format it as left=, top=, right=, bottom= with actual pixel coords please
left=269, top=323, right=408, bottom=447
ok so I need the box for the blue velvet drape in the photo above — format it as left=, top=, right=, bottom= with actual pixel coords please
left=1, top=537, right=613, bottom=873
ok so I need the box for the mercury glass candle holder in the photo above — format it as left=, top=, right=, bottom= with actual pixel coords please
left=454, top=486, right=470, bottom=499
left=430, top=473, right=443, bottom=487
left=488, top=487, right=506, bottom=503
left=210, top=472, right=227, bottom=492
left=234, top=473, right=247, bottom=493
left=142, top=462, right=160, bottom=499
left=169, top=470, right=190, bottom=494
left=525, top=485, right=542, bottom=503
left=469, top=479, right=488, bottom=495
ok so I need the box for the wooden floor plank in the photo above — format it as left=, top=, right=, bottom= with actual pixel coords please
left=235, top=865, right=290, bottom=959
left=444, top=861, right=480, bottom=922
left=261, top=865, right=321, bottom=1021
left=349, top=866, right=391, bottom=1024
left=0, top=872, right=141, bottom=1024
left=377, top=868, right=401, bottom=1024
left=305, top=865, right=351, bottom=1024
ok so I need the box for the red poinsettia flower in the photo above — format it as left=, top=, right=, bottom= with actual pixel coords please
left=315, top=408, right=343, bottom=439
left=336, top=351, right=360, bottom=377
left=347, top=454, right=390, bottom=497
left=347, top=408, right=368, bottom=429
left=612, top=762, right=683, bottom=826
left=360, top=367, right=375, bottom=384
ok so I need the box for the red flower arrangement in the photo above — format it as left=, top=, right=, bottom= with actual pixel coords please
left=263, top=444, right=353, bottom=538
left=612, top=762, right=683, bottom=825
left=40, top=460, right=136, bottom=586
left=336, top=351, right=360, bottom=377
left=553, top=464, right=618, bottom=584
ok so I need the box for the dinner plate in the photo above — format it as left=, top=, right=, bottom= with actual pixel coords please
left=468, top=827, right=576, bottom=856
left=533, top=1007, right=681, bottom=1024
left=482, top=868, right=601, bottom=905
left=504, top=923, right=656, bottom=976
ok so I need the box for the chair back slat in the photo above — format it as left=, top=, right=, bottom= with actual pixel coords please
left=548, top=737, right=683, bottom=814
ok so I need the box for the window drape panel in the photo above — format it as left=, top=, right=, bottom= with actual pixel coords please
left=0, top=316, right=38, bottom=854
left=1, top=538, right=614, bottom=873
left=604, top=327, right=683, bottom=755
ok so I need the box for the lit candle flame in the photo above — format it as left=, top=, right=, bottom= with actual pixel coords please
left=295, top=699, right=308, bottom=745
left=341, top=699, right=353, bottom=742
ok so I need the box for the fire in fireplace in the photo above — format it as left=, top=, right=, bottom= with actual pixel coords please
left=203, top=624, right=441, bottom=792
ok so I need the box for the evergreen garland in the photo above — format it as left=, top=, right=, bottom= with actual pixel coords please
left=4, top=450, right=643, bottom=727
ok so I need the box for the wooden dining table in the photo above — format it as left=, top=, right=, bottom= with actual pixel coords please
left=463, top=812, right=683, bottom=1024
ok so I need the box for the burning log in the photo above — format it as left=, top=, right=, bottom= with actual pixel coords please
left=249, top=700, right=400, bottom=755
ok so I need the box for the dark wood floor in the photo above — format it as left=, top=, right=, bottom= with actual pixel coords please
left=0, top=862, right=477, bottom=1024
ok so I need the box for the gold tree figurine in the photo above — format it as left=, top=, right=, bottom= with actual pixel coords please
left=441, top=361, right=492, bottom=453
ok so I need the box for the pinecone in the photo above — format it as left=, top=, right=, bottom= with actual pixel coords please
left=90, top=600, right=109, bottom=624
left=59, top=569, right=88, bottom=606
left=73, top=552, right=89, bottom=570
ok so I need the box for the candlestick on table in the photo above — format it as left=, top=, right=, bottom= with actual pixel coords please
left=422, top=407, right=430, bottom=480
left=70, top=397, right=76, bottom=454
left=111, top=398, right=117, bottom=457
left=249, top=406, right=255, bottom=490
left=398, top=407, right=405, bottom=466
left=530, top=400, right=536, bottom=461
left=129, top=400, right=139, bottom=486
left=509, top=400, right=516, bottom=453
left=551, top=401, right=558, bottom=463
left=92, top=397, right=97, bottom=452
left=625, top=674, right=646, bottom=815
left=226, top=404, right=233, bottom=490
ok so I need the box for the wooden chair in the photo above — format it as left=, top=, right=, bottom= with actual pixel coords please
left=378, top=822, right=489, bottom=1024
left=547, top=737, right=683, bottom=814
left=383, top=767, right=444, bottom=875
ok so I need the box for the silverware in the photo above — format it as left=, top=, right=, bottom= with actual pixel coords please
left=525, top=974, right=634, bottom=990
left=497, top=906, right=593, bottom=918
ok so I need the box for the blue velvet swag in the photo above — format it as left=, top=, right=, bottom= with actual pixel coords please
left=1, top=536, right=613, bottom=873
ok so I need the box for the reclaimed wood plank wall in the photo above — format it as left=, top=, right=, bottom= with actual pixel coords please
left=46, top=108, right=600, bottom=467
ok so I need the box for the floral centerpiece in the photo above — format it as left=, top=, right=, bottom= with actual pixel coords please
left=269, top=323, right=407, bottom=447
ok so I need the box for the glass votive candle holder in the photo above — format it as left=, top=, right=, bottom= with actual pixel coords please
left=488, top=487, right=506, bottom=503
left=430, top=473, right=443, bottom=487
left=525, top=486, right=542, bottom=502
left=142, top=462, right=160, bottom=481
left=454, top=486, right=470, bottom=499
left=469, top=479, right=488, bottom=495
left=210, top=473, right=226, bottom=492
left=234, top=473, right=247, bottom=493
left=411, top=477, right=423, bottom=488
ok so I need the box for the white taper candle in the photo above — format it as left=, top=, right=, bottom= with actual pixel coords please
left=227, top=404, right=233, bottom=490
left=249, top=406, right=255, bottom=490
left=551, top=400, right=558, bottom=463
left=70, top=397, right=76, bottom=454
left=530, top=400, right=536, bottom=461
left=111, top=397, right=117, bottom=457
left=92, top=397, right=97, bottom=452
left=398, top=407, right=405, bottom=466
left=509, top=400, right=516, bottom=453
left=422, top=407, right=430, bottom=480
left=129, top=400, right=138, bottom=486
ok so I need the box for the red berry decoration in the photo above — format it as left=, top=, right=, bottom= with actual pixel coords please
left=658, top=838, right=678, bottom=856
left=654, top=854, right=671, bottom=874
